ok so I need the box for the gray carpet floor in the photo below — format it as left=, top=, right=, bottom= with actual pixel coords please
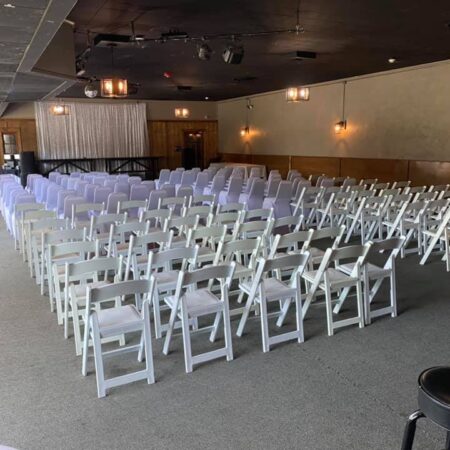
left=0, top=220, right=449, bottom=450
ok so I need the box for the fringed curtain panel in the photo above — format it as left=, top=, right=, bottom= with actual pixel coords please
left=35, top=102, right=149, bottom=159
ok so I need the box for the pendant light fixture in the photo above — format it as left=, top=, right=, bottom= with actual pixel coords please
left=50, top=103, right=69, bottom=116
left=286, top=86, right=310, bottom=102
left=175, top=108, right=190, bottom=118
left=334, top=81, right=347, bottom=133
left=100, top=44, right=128, bottom=98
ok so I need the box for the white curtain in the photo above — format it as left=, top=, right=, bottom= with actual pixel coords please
left=35, top=101, right=149, bottom=159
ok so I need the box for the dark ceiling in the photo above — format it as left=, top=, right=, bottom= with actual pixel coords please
left=63, top=0, right=450, bottom=100
left=0, top=0, right=77, bottom=114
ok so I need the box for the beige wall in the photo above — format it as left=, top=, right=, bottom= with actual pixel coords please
left=3, top=99, right=217, bottom=121
left=218, top=60, right=450, bottom=161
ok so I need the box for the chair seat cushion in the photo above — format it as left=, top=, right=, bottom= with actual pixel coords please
left=97, top=304, right=141, bottom=337
left=303, top=267, right=357, bottom=288
left=338, top=262, right=390, bottom=278
left=240, top=278, right=295, bottom=302
left=165, top=288, right=222, bottom=317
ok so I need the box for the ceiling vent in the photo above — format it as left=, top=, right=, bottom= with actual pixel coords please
left=177, top=85, right=192, bottom=91
left=233, top=76, right=258, bottom=83
left=291, top=50, right=317, bottom=61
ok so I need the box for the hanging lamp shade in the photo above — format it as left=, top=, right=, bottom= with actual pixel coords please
left=100, top=78, right=128, bottom=98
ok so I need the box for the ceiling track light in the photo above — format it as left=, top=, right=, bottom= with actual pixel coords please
left=222, top=44, right=244, bottom=64
left=286, top=86, right=310, bottom=102
left=197, top=42, right=212, bottom=61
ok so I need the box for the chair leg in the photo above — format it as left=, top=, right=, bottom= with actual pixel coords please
left=236, top=291, right=255, bottom=337
left=401, top=410, right=424, bottom=450
left=180, top=303, right=193, bottom=373
left=142, top=309, right=155, bottom=384
left=162, top=305, right=178, bottom=355
left=259, top=297, right=270, bottom=353
left=445, top=430, right=450, bottom=450
left=91, top=317, right=106, bottom=398
left=222, top=300, right=233, bottom=362
left=324, top=283, right=334, bottom=336
left=153, top=292, right=162, bottom=339
left=209, top=311, right=221, bottom=343
left=356, top=280, right=364, bottom=329
left=294, top=292, right=304, bottom=343
left=81, top=314, right=90, bottom=376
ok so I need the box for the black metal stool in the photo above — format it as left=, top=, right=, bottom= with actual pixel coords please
left=402, top=366, right=450, bottom=450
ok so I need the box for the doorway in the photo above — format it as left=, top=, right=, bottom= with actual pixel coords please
left=182, top=129, right=205, bottom=169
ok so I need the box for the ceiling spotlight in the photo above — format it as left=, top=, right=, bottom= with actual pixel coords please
left=388, top=58, right=396, bottom=64
left=84, top=82, right=98, bottom=98
left=197, top=42, right=212, bottom=61
left=222, top=44, right=244, bottom=64
left=205, top=96, right=209, bottom=100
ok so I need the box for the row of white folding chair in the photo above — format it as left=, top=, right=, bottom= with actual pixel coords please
left=81, top=261, right=235, bottom=395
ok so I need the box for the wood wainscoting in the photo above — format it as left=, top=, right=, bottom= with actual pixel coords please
left=219, top=153, right=450, bottom=186
left=0, top=119, right=38, bottom=165
left=0, top=118, right=219, bottom=171
left=148, top=120, right=218, bottom=170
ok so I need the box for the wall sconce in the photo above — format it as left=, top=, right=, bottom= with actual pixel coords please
left=175, top=108, right=190, bottom=119
left=334, top=81, right=347, bottom=133
left=100, top=78, right=128, bottom=98
left=334, top=120, right=347, bottom=134
left=50, top=104, right=69, bottom=116
left=286, top=86, right=310, bottom=102
left=240, top=126, right=250, bottom=137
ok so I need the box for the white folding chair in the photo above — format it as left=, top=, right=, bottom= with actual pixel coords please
left=82, top=279, right=156, bottom=397
left=144, top=246, right=199, bottom=338
left=41, top=227, right=87, bottom=295
left=126, top=230, right=174, bottom=279
left=236, top=253, right=310, bottom=352
left=65, top=256, right=124, bottom=355
left=302, top=244, right=371, bottom=336
left=162, top=264, right=236, bottom=373
left=49, top=239, right=100, bottom=324
left=334, top=237, right=404, bottom=324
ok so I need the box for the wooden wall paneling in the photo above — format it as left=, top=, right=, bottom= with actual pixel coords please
left=19, top=120, right=37, bottom=151
left=220, top=153, right=252, bottom=163
left=148, top=121, right=169, bottom=170
left=340, top=158, right=409, bottom=183
left=250, top=154, right=290, bottom=178
left=291, top=156, right=340, bottom=178
left=201, top=121, right=219, bottom=168
left=408, top=160, right=450, bottom=187
left=150, top=120, right=218, bottom=170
